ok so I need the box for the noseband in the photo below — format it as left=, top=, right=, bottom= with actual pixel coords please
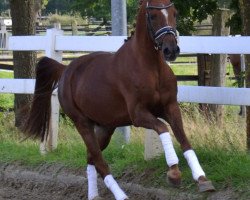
left=146, top=1, right=176, bottom=50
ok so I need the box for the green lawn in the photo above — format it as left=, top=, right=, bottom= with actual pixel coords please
left=0, top=109, right=249, bottom=194
left=0, top=71, right=14, bottom=109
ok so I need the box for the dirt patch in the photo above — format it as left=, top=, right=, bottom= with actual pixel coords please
left=0, top=163, right=245, bottom=200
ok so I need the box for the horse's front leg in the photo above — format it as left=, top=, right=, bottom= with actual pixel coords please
left=164, top=102, right=215, bottom=192
left=130, top=106, right=181, bottom=186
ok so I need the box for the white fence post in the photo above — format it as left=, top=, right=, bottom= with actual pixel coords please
left=116, top=126, right=131, bottom=144
left=48, top=90, right=60, bottom=151
left=0, top=19, right=8, bottom=49
left=40, top=28, right=63, bottom=154
left=144, top=129, right=163, bottom=160
left=45, top=28, right=63, bottom=61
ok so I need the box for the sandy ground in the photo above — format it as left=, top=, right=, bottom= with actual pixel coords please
left=0, top=163, right=246, bottom=200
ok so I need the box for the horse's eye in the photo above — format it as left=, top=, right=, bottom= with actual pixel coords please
left=150, top=14, right=157, bottom=20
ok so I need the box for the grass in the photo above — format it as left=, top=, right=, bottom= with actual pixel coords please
left=0, top=71, right=14, bottom=109
left=0, top=105, right=249, bottom=195
left=170, top=57, right=238, bottom=87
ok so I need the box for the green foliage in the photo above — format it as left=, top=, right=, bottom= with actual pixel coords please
left=71, top=0, right=111, bottom=22
left=71, top=0, right=138, bottom=24
left=44, top=0, right=75, bottom=14
left=217, top=0, right=232, bottom=8
left=226, top=0, right=242, bottom=35
left=0, top=0, right=239, bottom=35
left=41, top=0, right=49, bottom=9
left=0, top=0, right=9, bottom=12
left=127, top=0, right=139, bottom=24
left=173, top=0, right=217, bottom=35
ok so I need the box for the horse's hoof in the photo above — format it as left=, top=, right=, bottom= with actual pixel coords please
left=167, top=169, right=182, bottom=187
left=198, top=180, right=216, bottom=192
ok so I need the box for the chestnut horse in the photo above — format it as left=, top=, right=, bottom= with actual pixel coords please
left=23, top=0, right=215, bottom=199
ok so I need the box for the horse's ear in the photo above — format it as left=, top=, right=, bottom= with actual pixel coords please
left=139, top=0, right=144, bottom=6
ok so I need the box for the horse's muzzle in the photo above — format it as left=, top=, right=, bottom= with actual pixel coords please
left=163, top=45, right=180, bottom=62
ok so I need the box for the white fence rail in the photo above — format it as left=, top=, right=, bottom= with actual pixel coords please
left=1, top=81, right=250, bottom=106
left=179, top=36, right=250, bottom=54
left=1, top=29, right=250, bottom=154
left=178, top=86, right=250, bottom=106
left=0, top=79, right=35, bottom=94
left=7, top=34, right=250, bottom=54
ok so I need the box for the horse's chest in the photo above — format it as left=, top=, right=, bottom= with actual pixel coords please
left=135, top=84, right=161, bottom=106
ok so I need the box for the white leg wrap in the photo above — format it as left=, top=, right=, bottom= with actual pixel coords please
left=159, top=132, right=179, bottom=167
left=87, top=165, right=99, bottom=200
left=104, top=174, right=128, bottom=200
left=184, top=149, right=205, bottom=181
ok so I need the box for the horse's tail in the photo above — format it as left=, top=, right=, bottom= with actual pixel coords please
left=22, top=57, right=66, bottom=141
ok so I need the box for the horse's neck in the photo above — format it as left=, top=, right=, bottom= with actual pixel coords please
left=131, top=27, right=164, bottom=66
left=127, top=36, right=165, bottom=74
left=121, top=4, right=166, bottom=67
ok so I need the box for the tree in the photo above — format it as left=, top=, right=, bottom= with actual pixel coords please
left=71, top=0, right=111, bottom=25
left=45, top=0, right=77, bottom=14
left=174, top=0, right=217, bottom=35
left=239, top=0, right=250, bottom=150
left=34, top=0, right=49, bottom=17
left=9, top=0, right=37, bottom=127
left=209, top=9, right=231, bottom=123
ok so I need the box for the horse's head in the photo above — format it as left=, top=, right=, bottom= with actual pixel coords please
left=145, top=0, right=180, bottom=61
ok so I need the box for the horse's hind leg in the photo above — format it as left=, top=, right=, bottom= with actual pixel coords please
left=74, top=120, right=128, bottom=200
left=86, top=126, right=114, bottom=200
left=164, top=102, right=215, bottom=192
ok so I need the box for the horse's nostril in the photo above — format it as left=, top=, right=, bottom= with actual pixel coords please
left=163, top=47, right=170, bottom=56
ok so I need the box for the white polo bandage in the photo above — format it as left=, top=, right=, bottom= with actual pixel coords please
left=87, top=164, right=99, bottom=200
left=184, top=149, right=205, bottom=181
left=159, top=132, right=179, bottom=167
left=104, top=174, right=128, bottom=200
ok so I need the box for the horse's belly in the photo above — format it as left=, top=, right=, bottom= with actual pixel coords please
left=79, top=89, right=131, bottom=127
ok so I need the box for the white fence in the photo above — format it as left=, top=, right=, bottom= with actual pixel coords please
left=1, top=28, right=250, bottom=154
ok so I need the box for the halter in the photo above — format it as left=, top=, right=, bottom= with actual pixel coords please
left=146, top=1, right=176, bottom=50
